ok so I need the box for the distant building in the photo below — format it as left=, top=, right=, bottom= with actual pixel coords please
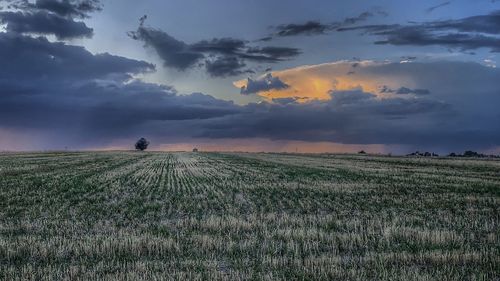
left=193, top=148, right=199, bottom=152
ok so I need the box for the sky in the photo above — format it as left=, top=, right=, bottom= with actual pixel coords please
left=0, top=0, right=499, bottom=154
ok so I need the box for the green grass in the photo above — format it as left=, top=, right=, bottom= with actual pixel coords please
left=0, top=152, right=498, bottom=280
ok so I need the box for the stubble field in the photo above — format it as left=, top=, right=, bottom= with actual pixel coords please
left=0, top=152, right=499, bottom=280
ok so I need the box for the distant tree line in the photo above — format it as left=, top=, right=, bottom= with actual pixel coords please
left=406, top=150, right=499, bottom=158
left=407, top=151, right=439, bottom=157
left=448, top=150, right=499, bottom=158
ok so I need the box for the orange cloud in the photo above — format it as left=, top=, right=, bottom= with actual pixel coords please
left=234, top=60, right=415, bottom=102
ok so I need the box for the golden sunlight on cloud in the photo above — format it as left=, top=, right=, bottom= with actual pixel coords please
left=234, top=61, right=415, bottom=102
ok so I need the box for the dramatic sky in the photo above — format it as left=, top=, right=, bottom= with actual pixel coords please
left=1, top=0, right=499, bottom=153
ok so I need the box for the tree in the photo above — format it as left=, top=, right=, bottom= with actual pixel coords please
left=135, top=138, right=149, bottom=151
left=463, top=150, right=482, bottom=158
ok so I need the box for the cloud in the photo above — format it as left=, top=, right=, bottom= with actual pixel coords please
left=263, top=10, right=384, bottom=40
left=34, top=0, right=102, bottom=18
left=127, top=25, right=203, bottom=70
left=234, top=60, right=384, bottom=101
left=380, top=86, right=430, bottom=95
left=400, top=56, right=417, bottom=63
left=429, top=10, right=500, bottom=34
left=338, top=11, right=500, bottom=52
left=483, top=58, right=497, bottom=68
left=205, top=56, right=250, bottom=78
left=426, top=1, right=451, bottom=13
left=0, top=32, right=154, bottom=80
left=196, top=88, right=498, bottom=151
left=273, top=21, right=332, bottom=37
left=2, top=0, right=102, bottom=18
left=0, top=10, right=93, bottom=39
left=225, top=60, right=500, bottom=151
left=342, top=11, right=374, bottom=25
left=0, top=0, right=100, bottom=39
left=128, top=18, right=301, bottom=77
left=237, top=73, right=289, bottom=95
left=0, top=31, right=239, bottom=147
left=271, top=97, right=299, bottom=105
left=1, top=35, right=499, bottom=152
left=234, top=60, right=500, bottom=106
left=196, top=90, right=454, bottom=145
left=190, top=37, right=247, bottom=55
left=244, top=46, right=301, bottom=62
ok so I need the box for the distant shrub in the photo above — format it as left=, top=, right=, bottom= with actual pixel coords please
left=447, top=151, right=495, bottom=158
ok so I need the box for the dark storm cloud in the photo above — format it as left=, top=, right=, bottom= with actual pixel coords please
left=0, top=0, right=100, bottom=39
left=196, top=89, right=498, bottom=151
left=0, top=31, right=239, bottom=146
left=338, top=11, right=500, bottom=52
left=0, top=10, right=93, bottom=39
left=239, top=73, right=289, bottom=95
left=128, top=18, right=300, bottom=77
left=196, top=90, right=453, bottom=144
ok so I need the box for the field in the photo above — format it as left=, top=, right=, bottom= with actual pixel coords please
left=0, top=152, right=499, bottom=280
